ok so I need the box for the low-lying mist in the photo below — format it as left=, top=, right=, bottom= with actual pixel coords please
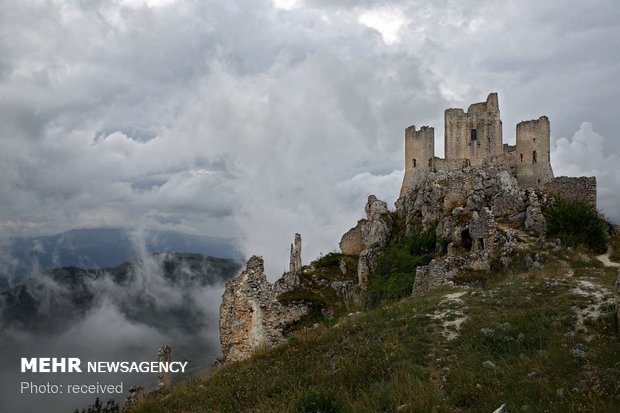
left=0, top=232, right=242, bottom=413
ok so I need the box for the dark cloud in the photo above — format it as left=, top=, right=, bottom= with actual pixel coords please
left=0, top=0, right=618, bottom=276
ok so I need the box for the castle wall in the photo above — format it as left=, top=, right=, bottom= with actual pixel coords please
left=515, top=116, right=554, bottom=188
left=543, top=176, right=597, bottom=208
left=444, top=93, right=503, bottom=167
left=399, top=93, right=584, bottom=203
left=434, top=158, right=469, bottom=171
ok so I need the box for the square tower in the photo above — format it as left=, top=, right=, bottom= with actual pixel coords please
left=401, top=125, right=435, bottom=195
left=515, top=116, right=554, bottom=187
left=444, top=93, right=503, bottom=166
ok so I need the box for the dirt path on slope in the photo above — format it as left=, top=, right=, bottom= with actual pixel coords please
left=596, top=248, right=620, bottom=268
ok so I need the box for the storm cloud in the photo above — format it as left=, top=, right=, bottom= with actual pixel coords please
left=1, top=0, right=619, bottom=276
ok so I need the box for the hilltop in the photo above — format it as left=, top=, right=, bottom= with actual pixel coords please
left=132, top=240, right=620, bottom=412
left=123, top=93, right=620, bottom=412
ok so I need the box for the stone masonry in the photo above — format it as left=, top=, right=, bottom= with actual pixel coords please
left=400, top=92, right=595, bottom=208
left=339, top=219, right=366, bottom=256
left=289, top=233, right=302, bottom=273
left=157, top=345, right=172, bottom=391
left=219, top=256, right=310, bottom=363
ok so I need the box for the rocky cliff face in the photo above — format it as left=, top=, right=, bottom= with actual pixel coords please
left=398, top=165, right=549, bottom=293
left=337, top=165, right=551, bottom=297
left=219, top=256, right=310, bottom=364
left=357, top=195, right=392, bottom=291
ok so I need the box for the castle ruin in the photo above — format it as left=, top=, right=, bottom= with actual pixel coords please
left=401, top=93, right=580, bottom=199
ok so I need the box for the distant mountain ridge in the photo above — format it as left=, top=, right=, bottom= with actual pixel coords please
left=0, top=252, right=243, bottom=333
left=0, top=228, right=242, bottom=286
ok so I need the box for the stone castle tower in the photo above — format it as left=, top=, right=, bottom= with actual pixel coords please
left=515, top=116, right=554, bottom=187
left=444, top=92, right=503, bottom=166
left=401, top=92, right=555, bottom=195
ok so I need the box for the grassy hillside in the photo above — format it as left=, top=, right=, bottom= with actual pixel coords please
left=133, top=239, right=620, bottom=413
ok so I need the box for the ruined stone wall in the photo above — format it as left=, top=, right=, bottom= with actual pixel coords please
left=289, top=233, right=302, bottom=273
left=444, top=93, right=503, bottom=167
left=484, top=152, right=516, bottom=169
left=157, top=346, right=172, bottom=391
left=515, top=116, right=554, bottom=188
left=219, top=256, right=310, bottom=364
left=434, top=157, right=469, bottom=171
left=543, top=176, right=597, bottom=208
left=339, top=219, right=366, bottom=256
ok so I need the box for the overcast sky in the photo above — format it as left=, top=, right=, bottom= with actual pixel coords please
left=1, top=0, right=619, bottom=276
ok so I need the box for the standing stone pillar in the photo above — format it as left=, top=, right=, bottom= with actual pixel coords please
left=157, top=345, right=172, bottom=391
left=289, top=233, right=302, bottom=273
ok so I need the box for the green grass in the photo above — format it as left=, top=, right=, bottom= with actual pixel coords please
left=133, top=255, right=620, bottom=413
left=609, top=235, right=620, bottom=263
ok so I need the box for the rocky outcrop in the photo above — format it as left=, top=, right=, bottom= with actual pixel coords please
left=524, top=190, right=546, bottom=235
left=339, top=219, right=366, bottom=256
left=357, top=195, right=392, bottom=291
left=413, top=253, right=490, bottom=295
left=219, top=256, right=310, bottom=364
left=393, top=165, right=554, bottom=294
left=331, top=280, right=356, bottom=302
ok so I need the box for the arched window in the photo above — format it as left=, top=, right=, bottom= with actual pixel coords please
left=412, top=159, right=417, bottom=168
left=428, top=158, right=433, bottom=167
left=520, top=153, right=523, bottom=162
left=470, top=129, right=477, bottom=141
left=532, top=150, right=537, bottom=163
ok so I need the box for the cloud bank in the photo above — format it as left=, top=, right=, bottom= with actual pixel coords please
left=0, top=0, right=619, bottom=275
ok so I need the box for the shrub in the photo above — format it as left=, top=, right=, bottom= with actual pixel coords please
left=367, top=223, right=437, bottom=305
left=313, top=252, right=343, bottom=269
left=74, top=398, right=119, bottom=413
left=544, top=198, right=608, bottom=253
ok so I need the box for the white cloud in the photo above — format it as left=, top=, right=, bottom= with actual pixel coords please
left=273, top=0, right=302, bottom=10
left=552, top=122, right=620, bottom=223
left=358, top=6, right=408, bottom=45
left=0, top=0, right=618, bottom=270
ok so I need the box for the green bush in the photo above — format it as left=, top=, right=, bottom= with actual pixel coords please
left=544, top=198, right=608, bottom=253
left=313, top=252, right=343, bottom=269
left=367, top=223, right=437, bottom=305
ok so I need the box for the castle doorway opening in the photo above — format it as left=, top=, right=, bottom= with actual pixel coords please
left=461, top=229, right=473, bottom=251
